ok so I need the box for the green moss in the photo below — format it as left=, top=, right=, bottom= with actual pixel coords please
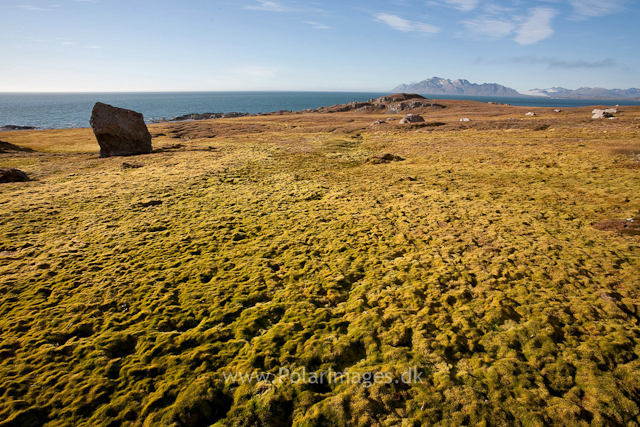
left=1, top=113, right=640, bottom=426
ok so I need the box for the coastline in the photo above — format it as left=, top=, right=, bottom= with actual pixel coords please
left=2, top=91, right=639, bottom=131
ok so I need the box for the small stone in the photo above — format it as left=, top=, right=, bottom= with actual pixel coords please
left=0, top=167, right=30, bottom=183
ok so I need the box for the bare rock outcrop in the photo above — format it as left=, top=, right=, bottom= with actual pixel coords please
left=90, top=102, right=152, bottom=158
left=314, top=93, right=444, bottom=114
left=386, top=101, right=433, bottom=114
left=399, top=114, right=425, bottom=124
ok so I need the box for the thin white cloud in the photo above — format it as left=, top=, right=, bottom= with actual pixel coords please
left=16, top=5, right=51, bottom=11
left=462, top=17, right=515, bottom=38
left=510, top=56, right=616, bottom=69
left=442, top=0, right=481, bottom=12
left=244, top=1, right=291, bottom=12
left=305, top=21, right=331, bottom=30
left=514, top=7, right=557, bottom=45
left=568, top=0, right=625, bottom=18
left=374, top=13, right=440, bottom=35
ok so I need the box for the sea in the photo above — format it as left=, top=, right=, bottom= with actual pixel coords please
left=1, top=91, right=638, bottom=130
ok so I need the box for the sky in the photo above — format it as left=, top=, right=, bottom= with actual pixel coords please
left=1, top=0, right=639, bottom=93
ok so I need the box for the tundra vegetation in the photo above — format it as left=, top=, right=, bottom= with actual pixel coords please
left=1, top=100, right=639, bottom=426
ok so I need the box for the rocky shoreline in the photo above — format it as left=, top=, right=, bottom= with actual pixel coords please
left=0, top=125, right=38, bottom=132
left=149, top=109, right=296, bottom=123
left=149, top=93, right=445, bottom=124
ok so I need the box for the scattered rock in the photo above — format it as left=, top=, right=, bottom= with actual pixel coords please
left=0, top=167, right=30, bottom=183
left=370, top=120, right=387, bottom=126
left=525, top=112, right=536, bottom=116
left=399, top=114, right=425, bottom=124
left=593, top=217, right=640, bottom=236
left=460, top=118, right=471, bottom=122
left=364, top=153, right=404, bottom=164
left=593, top=108, right=617, bottom=114
left=592, top=110, right=614, bottom=119
left=90, top=102, right=152, bottom=158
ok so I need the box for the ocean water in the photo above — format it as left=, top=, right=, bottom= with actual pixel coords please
left=1, top=91, right=638, bottom=130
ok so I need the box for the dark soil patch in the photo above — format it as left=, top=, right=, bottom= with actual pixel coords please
left=154, top=143, right=185, bottom=152
left=593, top=217, right=640, bottom=236
left=122, top=162, right=144, bottom=169
left=0, top=141, right=35, bottom=153
left=364, top=153, right=404, bottom=164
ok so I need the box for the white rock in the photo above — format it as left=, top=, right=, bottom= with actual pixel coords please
left=592, top=110, right=614, bottom=119
left=399, top=114, right=425, bottom=124
left=460, top=118, right=470, bottom=122
left=525, top=112, right=536, bottom=116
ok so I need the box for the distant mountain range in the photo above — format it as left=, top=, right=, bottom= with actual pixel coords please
left=392, top=77, right=640, bottom=99
left=523, top=87, right=640, bottom=99
left=392, top=77, right=521, bottom=97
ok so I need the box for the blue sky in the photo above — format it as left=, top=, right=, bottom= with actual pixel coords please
left=1, top=0, right=638, bottom=92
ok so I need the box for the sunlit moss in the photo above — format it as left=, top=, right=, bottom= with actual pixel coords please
left=1, top=107, right=640, bottom=426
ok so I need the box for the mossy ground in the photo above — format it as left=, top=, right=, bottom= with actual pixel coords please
left=1, top=102, right=640, bottom=427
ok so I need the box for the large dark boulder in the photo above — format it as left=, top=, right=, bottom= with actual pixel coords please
left=0, top=167, right=30, bottom=183
left=90, top=102, right=152, bottom=158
